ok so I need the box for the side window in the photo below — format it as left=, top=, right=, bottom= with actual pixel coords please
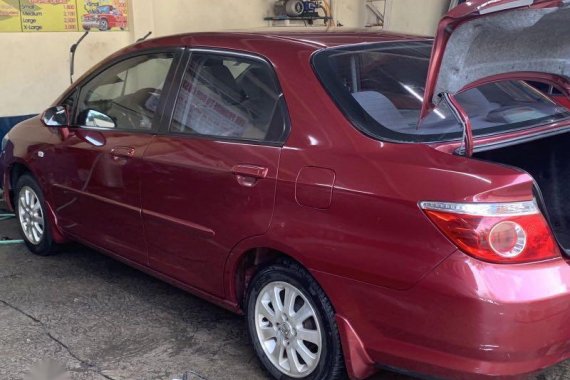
left=171, top=52, right=287, bottom=143
left=76, top=53, right=174, bottom=131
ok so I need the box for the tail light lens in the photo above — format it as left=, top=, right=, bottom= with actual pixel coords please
left=420, top=200, right=560, bottom=263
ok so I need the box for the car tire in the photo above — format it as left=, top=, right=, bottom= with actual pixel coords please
left=246, top=259, right=346, bottom=380
left=15, top=174, right=56, bottom=256
left=99, top=19, right=109, bottom=31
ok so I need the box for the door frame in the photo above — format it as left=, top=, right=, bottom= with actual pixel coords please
left=67, top=46, right=187, bottom=134
left=157, top=47, right=291, bottom=146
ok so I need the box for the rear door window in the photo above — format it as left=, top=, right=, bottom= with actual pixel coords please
left=170, top=51, right=288, bottom=144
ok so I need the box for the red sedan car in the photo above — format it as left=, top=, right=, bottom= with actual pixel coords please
left=2, top=1, right=570, bottom=379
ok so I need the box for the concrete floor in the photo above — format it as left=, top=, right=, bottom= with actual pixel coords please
left=0, top=209, right=569, bottom=380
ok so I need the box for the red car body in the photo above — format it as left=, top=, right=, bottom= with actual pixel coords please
left=3, top=1, right=570, bottom=379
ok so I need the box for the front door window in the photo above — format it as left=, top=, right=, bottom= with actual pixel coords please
left=76, top=53, right=174, bottom=131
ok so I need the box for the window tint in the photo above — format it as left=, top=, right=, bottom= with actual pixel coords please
left=313, top=41, right=570, bottom=143
left=171, top=52, right=287, bottom=143
left=76, top=53, right=174, bottom=131
left=528, top=81, right=564, bottom=96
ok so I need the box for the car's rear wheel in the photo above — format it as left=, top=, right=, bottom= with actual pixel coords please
left=15, top=174, right=56, bottom=255
left=246, top=259, right=345, bottom=380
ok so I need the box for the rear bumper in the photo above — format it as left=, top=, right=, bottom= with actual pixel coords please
left=314, top=251, right=570, bottom=379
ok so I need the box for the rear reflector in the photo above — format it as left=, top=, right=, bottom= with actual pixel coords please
left=488, top=221, right=526, bottom=258
left=420, top=200, right=560, bottom=264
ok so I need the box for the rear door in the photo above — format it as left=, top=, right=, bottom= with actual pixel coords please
left=51, top=50, right=179, bottom=264
left=141, top=49, right=289, bottom=296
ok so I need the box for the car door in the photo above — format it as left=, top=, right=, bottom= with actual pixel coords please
left=141, top=49, right=289, bottom=297
left=51, top=50, right=180, bottom=264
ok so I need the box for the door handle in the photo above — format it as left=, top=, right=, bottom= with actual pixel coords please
left=232, top=164, right=268, bottom=187
left=111, top=146, right=136, bottom=160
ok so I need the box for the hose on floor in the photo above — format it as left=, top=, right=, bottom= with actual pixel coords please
left=0, top=213, right=15, bottom=221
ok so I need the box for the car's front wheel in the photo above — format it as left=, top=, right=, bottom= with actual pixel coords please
left=99, top=19, right=109, bottom=31
left=15, top=174, right=56, bottom=255
left=246, top=259, right=345, bottom=380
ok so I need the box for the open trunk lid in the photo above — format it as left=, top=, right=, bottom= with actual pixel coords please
left=421, top=0, right=570, bottom=126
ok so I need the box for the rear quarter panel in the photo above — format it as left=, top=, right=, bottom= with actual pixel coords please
left=224, top=41, right=538, bottom=295
left=220, top=42, right=532, bottom=315
left=269, top=142, right=536, bottom=291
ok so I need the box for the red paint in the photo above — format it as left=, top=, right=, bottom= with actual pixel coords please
left=335, top=315, right=376, bottom=380
left=2, top=7, right=570, bottom=379
left=141, top=136, right=281, bottom=297
left=295, top=167, right=335, bottom=209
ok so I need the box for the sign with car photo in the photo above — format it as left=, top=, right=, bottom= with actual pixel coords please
left=0, top=0, right=128, bottom=32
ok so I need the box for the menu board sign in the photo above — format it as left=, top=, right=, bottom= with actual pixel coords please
left=0, top=0, right=128, bottom=32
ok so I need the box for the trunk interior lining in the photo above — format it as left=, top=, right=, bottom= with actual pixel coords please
left=436, top=5, right=570, bottom=101
left=475, top=132, right=570, bottom=251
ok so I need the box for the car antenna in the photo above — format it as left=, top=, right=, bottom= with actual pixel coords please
left=69, top=30, right=90, bottom=84
left=137, top=31, right=152, bottom=42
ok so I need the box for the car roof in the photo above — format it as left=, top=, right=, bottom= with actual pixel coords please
left=134, top=29, right=430, bottom=53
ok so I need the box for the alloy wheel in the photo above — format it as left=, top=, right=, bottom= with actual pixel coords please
left=254, top=281, right=323, bottom=378
left=18, top=186, right=45, bottom=245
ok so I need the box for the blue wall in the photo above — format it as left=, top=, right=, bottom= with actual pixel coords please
left=0, top=115, right=36, bottom=141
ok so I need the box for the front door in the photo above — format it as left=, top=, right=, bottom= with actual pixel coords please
left=141, top=50, right=289, bottom=296
left=51, top=51, right=178, bottom=264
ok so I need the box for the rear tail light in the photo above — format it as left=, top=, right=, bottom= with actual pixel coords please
left=420, top=200, right=560, bottom=263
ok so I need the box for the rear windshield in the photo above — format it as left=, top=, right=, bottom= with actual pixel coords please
left=312, top=41, right=570, bottom=143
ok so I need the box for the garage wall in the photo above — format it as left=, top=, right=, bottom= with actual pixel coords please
left=0, top=32, right=130, bottom=116
left=144, top=0, right=272, bottom=36
left=0, top=0, right=369, bottom=118
left=141, top=0, right=366, bottom=37
left=334, top=0, right=367, bottom=28
left=1, top=0, right=443, bottom=118
left=383, top=0, right=449, bottom=36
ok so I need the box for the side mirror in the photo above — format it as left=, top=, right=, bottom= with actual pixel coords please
left=84, top=109, right=116, bottom=129
left=41, top=106, right=69, bottom=127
